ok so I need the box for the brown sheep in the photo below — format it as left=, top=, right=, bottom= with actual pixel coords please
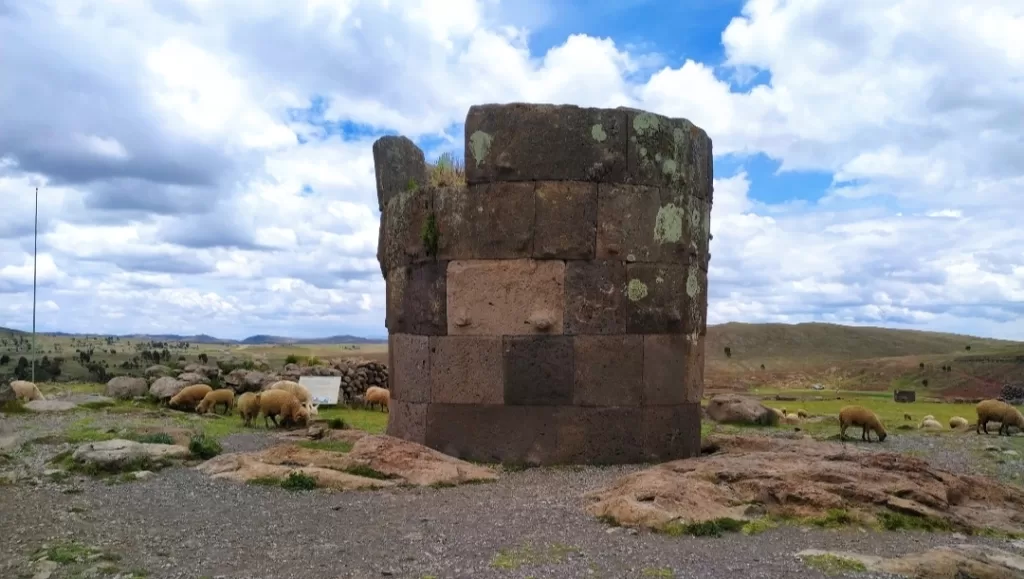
left=365, top=386, right=390, bottom=412
left=196, top=388, right=235, bottom=415
left=903, top=413, right=913, bottom=421
left=237, top=392, right=261, bottom=427
left=258, top=389, right=309, bottom=429
left=796, top=409, right=808, bottom=419
left=10, top=380, right=45, bottom=402
left=168, top=384, right=213, bottom=412
left=976, top=399, right=1012, bottom=435
left=838, top=405, right=887, bottom=442
left=266, top=380, right=317, bottom=413
left=998, top=405, right=1024, bottom=436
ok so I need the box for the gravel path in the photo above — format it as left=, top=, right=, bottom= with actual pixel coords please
left=3, top=416, right=1024, bottom=578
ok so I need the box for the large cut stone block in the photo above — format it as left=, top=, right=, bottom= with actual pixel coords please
left=429, top=336, right=504, bottom=404
left=372, top=135, right=427, bottom=211
left=464, top=104, right=628, bottom=184
left=643, top=334, right=689, bottom=405
left=684, top=333, right=705, bottom=402
left=642, top=404, right=701, bottom=461
left=386, top=400, right=428, bottom=445
left=447, top=259, right=564, bottom=335
left=434, top=183, right=535, bottom=260
left=386, top=263, right=448, bottom=335
left=685, top=263, right=708, bottom=335
left=563, top=260, right=627, bottom=335
left=389, top=334, right=430, bottom=403
left=379, top=188, right=434, bottom=274
left=553, top=407, right=646, bottom=464
left=573, top=335, right=643, bottom=407
left=596, top=183, right=704, bottom=263
left=503, top=336, right=574, bottom=406
left=534, top=181, right=597, bottom=259
left=425, top=404, right=559, bottom=465
left=619, top=107, right=713, bottom=201
left=623, top=263, right=686, bottom=333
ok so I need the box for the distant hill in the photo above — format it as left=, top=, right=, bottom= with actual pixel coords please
left=0, top=326, right=385, bottom=345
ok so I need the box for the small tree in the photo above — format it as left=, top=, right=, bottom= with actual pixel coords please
left=965, top=345, right=971, bottom=351
left=760, top=363, right=765, bottom=370
left=198, top=353, right=208, bottom=364
left=724, top=347, right=732, bottom=358
left=0, top=354, right=8, bottom=366
left=919, top=362, right=925, bottom=369
left=922, top=379, right=929, bottom=387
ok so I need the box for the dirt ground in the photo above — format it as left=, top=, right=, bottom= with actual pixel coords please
left=3, top=410, right=1024, bottom=579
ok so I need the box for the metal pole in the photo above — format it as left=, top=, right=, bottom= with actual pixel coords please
left=31, top=186, right=38, bottom=383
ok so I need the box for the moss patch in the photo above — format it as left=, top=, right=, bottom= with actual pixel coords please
left=660, top=517, right=746, bottom=538
left=297, top=439, right=353, bottom=453
left=876, top=510, right=954, bottom=532
left=799, top=553, right=867, bottom=575
left=490, top=543, right=580, bottom=571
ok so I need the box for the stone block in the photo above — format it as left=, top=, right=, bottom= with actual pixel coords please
left=534, top=181, right=597, bottom=259
left=643, top=334, right=688, bottom=405
left=425, top=404, right=559, bottom=465
left=435, top=182, right=535, bottom=260
left=372, top=135, right=427, bottom=211
left=379, top=188, right=435, bottom=274
left=389, top=334, right=430, bottom=403
left=385, top=262, right=448, bottom=335
left=683, top=333, right=705, bottom=403
left=553, top=407, right=646, bottom=464
left=563, top=260, right=627, bottom=335
left=386, top=400, right=428, bottom=445
left=620, top=107, right=712, bottom=200
left=573, top=335, right=643, bottom=407
left=623, top=263, right=686, bottom=333
left=503, top=336, right=574, bottom=406
left=464, top=103, right=628, bottom=184
left=642, top=404, right=701, bottom=461
left=597, top=183, right=704, bottom=264
left=447, top=259, right=564, bottom=335
left=429, top=336, right=504, bottom=404
left=684, top=263, right=708, bottom=335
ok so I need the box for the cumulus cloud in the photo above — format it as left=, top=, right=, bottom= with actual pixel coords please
left=0, top=0, right=1021, bottom=339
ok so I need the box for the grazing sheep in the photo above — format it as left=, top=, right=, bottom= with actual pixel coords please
left=919, top=418, right=943, bottom=431
left=168, top=384, right=213, bottom=412
left=364, top=386, right=390, bottom=412
left=769, top=407, right=785, bottom=420
left=308, top=402, right=320, bottom=417
left=237, top=392, right=261, bottom=427
left=782, top=413, right=801, bottom=425
left=949, top=416, right=969, bottom=429
left=10, top=380, right=45, bottom=402
left=349, top=394, right=366, bottom=410
left=976, top=399, right=1012, bottom=435
left=997, top=405, right=1024, bottom=436
left=838, top=405, right=887, bottom=442
left=922, top=414, right=935, bottom=422
left=796, top=409, right=808, bottom=419
left=267, top=380, right=315, bottom=413
left=258, top=389, right=310, bottom=429
left=904, top=413, right=913, bottom=421
left=195, top=388, right=235, bottom=415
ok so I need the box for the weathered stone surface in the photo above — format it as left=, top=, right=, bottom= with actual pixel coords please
left=563, top=260, right=627, bottom=335
left=429, top=336, right=504, bottom=404
left=105, top=376, right=148, bottom=400
left=643, top=334, right=688, bottom=405
left=642, top=404, right=702, bottom=461
left=595, top=183, right=661, bottom=262
left=554, top=407, right=646, bottom=464
left=385, top=400, right=428, bottom=445
left=573, top=335, right=643, bottom=407
left=623, top=263, right=686, bottom=333
left=72, top=439, right=190, bottom=472
left=683, top=333, right=705, bottom=403
left=425, top=404, right=559, bottom=465
left=464, top=103, right=628, bottom=184
left=0, top=382, right=14, bottom=404
left=149, top=376, right=185, bottom=401
left=446, top=259, right=564, bottom=335
left=620, top=107, right=712, bottom=200
left=372, top=135, right=427, bottom=211
left=434, top=183, right=535, bottom=259
left=685, top=263, right=708, bottom=335
left=379, top=188, right=435, bottom=275
left=389, top=334, right=430, bottom=403
left=24, top=400, right=78, bottom=412
left=534, top=181, right=597, bottom=259
left=386, top=263, right=447, bottom=335
left=705, top=395, right=779, bottom=426
left=504, top=336, right=574, bottom=406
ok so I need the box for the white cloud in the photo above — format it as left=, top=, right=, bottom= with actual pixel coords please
left=0, top=0, right=1022, bottom=340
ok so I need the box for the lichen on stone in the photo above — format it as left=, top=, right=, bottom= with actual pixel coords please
left=591, top=124, right=607, bottom=142
left=686, top=265, right=701, bottom=298
left=654, top=203, right=684, bottom=244
left=469, top=131, right=493, bottom=167
left=626, top=279, right=649, bottom=302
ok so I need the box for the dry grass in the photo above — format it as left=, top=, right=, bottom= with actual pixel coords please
left=427, top=152, right=465, bottom=187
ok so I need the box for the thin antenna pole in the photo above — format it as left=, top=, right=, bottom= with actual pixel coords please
left=31, top=186, right=38, bottom=383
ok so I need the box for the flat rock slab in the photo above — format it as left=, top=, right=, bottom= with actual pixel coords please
left=64, top=394, right=115, bottom=406
left=24, top=400, right=79, bottom=412
left=199, top=433, right=498, bottom=489
left=72, top=439, right=190, bottom=471
left=584, top=434, right=1024, bottom=536
left=797, top=544, right=1024, bottom=579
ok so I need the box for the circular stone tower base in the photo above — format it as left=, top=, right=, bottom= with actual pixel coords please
left=373, top=103, right=712, bottom=466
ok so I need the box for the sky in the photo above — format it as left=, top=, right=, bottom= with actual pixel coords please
left=1, top=0, right=1023, bottom=341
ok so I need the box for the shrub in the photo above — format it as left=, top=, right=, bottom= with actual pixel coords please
left=281, top=471, right=318, bottom=491
left=131, top=433, right=174, bottom=445
left=327, top=417, right=346, bottom=429
left=284, top=354, right=301, bottom=365
left=188, top=433, right=222, bottom=459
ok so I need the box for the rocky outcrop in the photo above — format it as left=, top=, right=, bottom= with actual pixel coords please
left=71, top=439, right=190, bottom=472
left=704, top=394, right=779, bottom=426
left=797, top=544, right=1024, bottom=579
left=149, top=376, right=185, bottom=401
left=104, top=376, right=148, bottom=400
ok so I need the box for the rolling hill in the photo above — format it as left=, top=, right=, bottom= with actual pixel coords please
left=0, top=327, right=385, bottom=345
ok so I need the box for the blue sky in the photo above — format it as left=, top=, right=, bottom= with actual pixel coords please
left=1, top=0, right=1022, bottom=341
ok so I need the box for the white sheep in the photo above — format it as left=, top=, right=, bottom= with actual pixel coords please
left=10, top=380, right=45, bottom=402
left=919, top=418, right=944, bottom=430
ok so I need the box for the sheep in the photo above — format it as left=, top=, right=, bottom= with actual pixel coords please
left=796, top=409, right=809, bottom=418
left=267, top=380, right=316, bottom=413
left=838, top=405, right=887, bottom=442
left=168, top=384, right=213, bottom=412
left=195, top=388, right=235, bottom=416
left=904, top=413, right=913, bottom=421
left=782, top=413, right=801, bottom=425
left=10, top=380, right=45, bottom=402
left=949, top=416, right=969, bottom=429
left=976, top=399, right=1013, bottom=435
left=919, top=418, right=943, bottom=431
left=997, top=405, right=1024, bottom=436
left=922, top=414, right=935, bottom=422
left=364, top=386, right=390, bottom=412
left=769, top=407, right=785, bottom=420
left=236, top=392, right=261, bottom=427
left=257, top=389, right=310, bottom=429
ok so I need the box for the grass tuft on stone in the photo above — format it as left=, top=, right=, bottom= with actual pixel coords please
left=799, top=553, right=867, bottom=575
left=660, top=517, right=746, bottom=538
left=188, top=433, right=222, bottom=459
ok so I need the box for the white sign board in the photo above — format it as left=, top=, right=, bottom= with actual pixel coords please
left=298, top=376, right=342, bottom=406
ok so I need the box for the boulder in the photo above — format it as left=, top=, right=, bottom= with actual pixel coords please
left=175, top=372, right=208, bottom=387
left=797, top=544, right=1024, bottom=579
left=0, top=382, right=14, bottom=404
left=224, top=370, right=269, bottom=393
left=72, top=439, right=190, bottom=472
left=705, top=394, right=778, bottom=426
left=144, top=365, right=173, bottom=379
left=149, top=377, right=185, bottom=401
left=24, top=400, right=78, bottom=412
left=104, top=376, right=148, bottom=400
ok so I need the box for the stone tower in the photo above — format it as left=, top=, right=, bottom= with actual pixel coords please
left=373, top=103, right=712, bottom=465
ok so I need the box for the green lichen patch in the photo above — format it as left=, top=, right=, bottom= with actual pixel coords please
left=591, top=124, right=607, bottom=142
left=626, top=279, right=649, bottom=302
left=686, top=265, right=701, bottom=298
left=468, top=130, right=493, bottom=167
left=653, top=203, right=684, bottom=244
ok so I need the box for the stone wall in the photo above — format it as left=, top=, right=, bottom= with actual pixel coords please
left=373, top=103, right=712, bottom=466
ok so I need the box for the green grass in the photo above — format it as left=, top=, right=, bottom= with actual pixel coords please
left=641, top=568, right=674, bottom=578
left=740, top=518, right=779, bottom=535
left=344, top=464, right=394, bottom=480
left=188, top=433, right=222, bottom=459
left=0, top=399, right=28, bottom=413
left=280, top=471, right=318, bottom=491
left=876, top=510, right=954, bottom=532
left=297, top=440, right=353, bottom=453
left=318, top=407, right=388, bottom=434
left=126, top=432, right=174, bottom=445
left=799, top=553, right=867, bottom=575
left=490, top=543, right=580, bottom=571
left=807, top=508, right=857, bottom=528
left=660, top=517, right=746, bottom=538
